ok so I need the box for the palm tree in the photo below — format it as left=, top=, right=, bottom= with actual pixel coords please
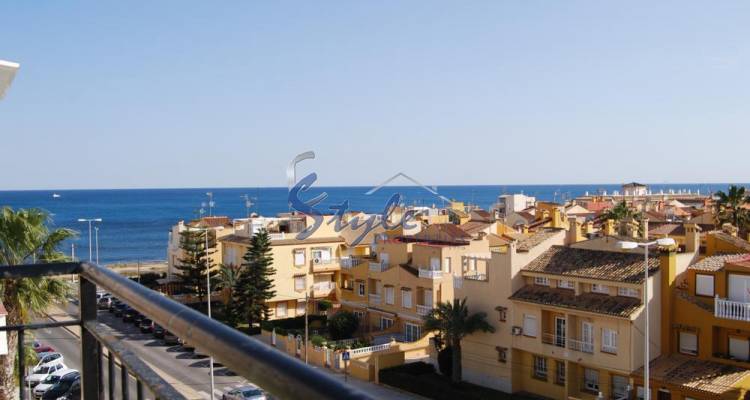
left=0, top=207, right=74, bottom=398
left=600, top=201, right=637, bottom=222
left=215, top=264, right=240, bottom=306
left=714, top=185, right=750, bottom=229
left=423, top=298, right=495, bottom=383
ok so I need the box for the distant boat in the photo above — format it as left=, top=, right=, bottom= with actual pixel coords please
left=52, top=193, right=61, bottom=198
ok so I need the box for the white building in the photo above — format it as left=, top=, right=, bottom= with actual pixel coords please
left=0, top=59, right=20, bottom=99
left=622, top=182, right=648, bottom=196
left=493, top=193, right=536, bottom=219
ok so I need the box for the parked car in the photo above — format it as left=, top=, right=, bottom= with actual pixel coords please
left=97, top=297, right=113, bottom=309
left=123, top=307, right=137, bottom=322
left=108, top=299, right=122, bottom=313
left=56, top=378, right=80, bottom=400
left=114, top=304, right=128, bottom=317
left=132, top=312, right=145, bottom=325
left=33, top=345, right=55, bottom=354
left=153, top=323, right=165, bottom=338
left=34, top=353, right=64, bottom=370
left=179, top=337, right=195, bottom=352
left=41, top=371, right=80, bottom=399
left=25, top=363, right=66, bottom=388
left=164, top=331, right=179, bottom=346
left=140, top=318, right=153, bottom=333
left=222, top=384, right=267, bottom=400
left=33, top=367, right=77, bottom=398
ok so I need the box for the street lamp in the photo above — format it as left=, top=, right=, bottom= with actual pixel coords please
left=77, top=218, right=102, bottom=263
left=188, top=226, right=216, bottom=398
left=94, top=226, right=100, bottom=265
left=617, top=237, right=675, bottom=400
left=206, top=192, right=215, bottom=217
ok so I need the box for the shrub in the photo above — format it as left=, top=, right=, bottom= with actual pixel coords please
left=327, top=311, right=359, bottom=340
left=310, top=334, right=326, bottom=347
left=318, top=299, right=332, bottom=311
left=437, top=346, right=453, bottom=377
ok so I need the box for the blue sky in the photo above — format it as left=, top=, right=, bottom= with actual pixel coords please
left=1, top=2, right=748, bottom=190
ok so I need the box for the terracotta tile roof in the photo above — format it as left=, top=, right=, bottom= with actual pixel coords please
left=675, top=289, right=713, bottom=312
left=516, top=229, right=564, bottom=252
left=689, top=253, right=750, bottom=272
left=502, top=230, right=526, bottom=241
left=516, top=211, right=536, bottom=224
left=648, top=223, right=681, bottom=236
left=470, top=209, right=493, bottom=222
left=523, top=245, right=659, bottom=283
left=635, top=354, right=750, bottom=396
left=191, top=216, right=231, bottom=228
left=709, top=231, right=750, bottom=252
left=459, top=221, right=492, bottom=235
left=407, top=223, right=472, bottom=245
left=509, top=285, right=642, bottom=317
left=527, top=217, right=552, bottom=229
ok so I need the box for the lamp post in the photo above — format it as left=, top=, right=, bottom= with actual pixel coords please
left=617, top=237, right=675, bottom=400
left=190, top=226, right=215, bottom=398
left=94, top=226, right=100, bottom=265
left=77, top=218, right=102, bottom=263
left=206, top=192, right=215, bottom=217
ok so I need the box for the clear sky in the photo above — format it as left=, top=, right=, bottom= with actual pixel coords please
left=1, top=2, right=748, bottom=190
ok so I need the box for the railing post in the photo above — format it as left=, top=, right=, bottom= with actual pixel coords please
left=18, top=328, right=25, bottom=400
left=80, top=276, right=100, bottom=399
left=108, top=353, right=116, bottom=400
left=122, top=365, right=130, bottom=399
left=98, top=342, right=104, bottom=399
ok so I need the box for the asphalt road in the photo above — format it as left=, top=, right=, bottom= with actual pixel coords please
left=34, top=301, right=250, bottom=400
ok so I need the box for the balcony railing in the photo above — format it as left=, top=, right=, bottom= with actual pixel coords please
left=418, top=268, right=442, bottom=279
left=463, top=273, right=487, bottom=281
left=369, top=293, right=381, bottom=304
left=416, top=304, right=432, bottom=316
left=311, top=258, right=340, bottom=272
left=453, top=276, right=463, bottom=289
left=340, top=256, right=363, bottom=269
left=0, top=262, right=371, bottom=400
left=312, top=281, right=336, bottom=296
left=369, top=260, right=388, bottom=273
left=715, top=296, right=750, bottom=322
left=541, top=333, right=594, bottom=354
left=567, top=337, right=595, bottom=354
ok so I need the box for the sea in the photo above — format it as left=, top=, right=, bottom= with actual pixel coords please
left=0, top=183, right=737, bottom=264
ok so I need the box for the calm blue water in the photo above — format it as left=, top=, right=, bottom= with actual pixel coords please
left=0, top=183, right=735, bottom=264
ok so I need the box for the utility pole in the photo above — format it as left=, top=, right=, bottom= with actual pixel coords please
left=304, top=290, right=309, bottom=364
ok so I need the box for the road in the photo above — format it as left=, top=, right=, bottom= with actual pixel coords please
left=34, top=301, right=250, bottom=400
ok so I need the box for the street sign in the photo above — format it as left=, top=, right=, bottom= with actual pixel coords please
left=342, top=351, right=350, bottom=361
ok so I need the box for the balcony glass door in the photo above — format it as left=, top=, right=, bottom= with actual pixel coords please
left=424, top=289, right=433, bottom=307
left=728, top=274, right=750, bottom=303
left=582, top=322, right=593, bottom=352
left=555, top=317, right=566, bottom=347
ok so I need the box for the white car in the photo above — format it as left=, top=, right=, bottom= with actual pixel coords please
left=34, top=353, right=64, bottom=369
left=33, top=368, right=77, bottom=399
left=222, top=385, right=267, bottom=400
left=25, top=362, right=66, bottom=388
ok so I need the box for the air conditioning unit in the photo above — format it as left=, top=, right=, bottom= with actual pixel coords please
left=313, top=258, right=321, bottom=264
left=512, top=326, right=523, bottom=336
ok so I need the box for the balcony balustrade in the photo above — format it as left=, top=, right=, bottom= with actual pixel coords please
left=416, top=304, right=432, bottom=316
left=368, top=260, right=388, bottom=273
left=418, top=268, right=442, bottom=279
left=0, top=261, right=370, bottom=400
left=340, top=256, right=363, bottom=269
left=369, top=293, right=381, bottom=304
left=715, top=296, right=750, bottom=322
left=540, top=333, right=594, bottom=354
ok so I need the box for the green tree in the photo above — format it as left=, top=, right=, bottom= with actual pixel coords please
left=327, top=311, right=359, bottom=340
left=0, top=208, right=73, bottom=398
left=174, top=228, right=217, bottom=305
left=715, top=185, right=750, bottom=230
left=601, top=201, right=645, bottom=236
left=215, top=264, right=240, bottom=305
left=423, top=298, right=494, bottom=384
left=232, top=229, right=276, bottom=328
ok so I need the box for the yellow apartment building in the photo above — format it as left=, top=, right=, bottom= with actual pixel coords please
left=339, top=223, right=490, bottom=343
left=167, top=216, right=239, bottom=278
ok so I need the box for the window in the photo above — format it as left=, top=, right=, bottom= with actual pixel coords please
left=401, top=289, right=412, bottom=308
left=404, top=323, right=421, bottom=342
left=729, top=337, right=749, bottom=361
left=296, top=301, right=306, bottom=316
left=583, top=368, right=599, bottom=392
left=496, top=347, right=507, bottom=363
left=385, top=286, right=395, bottom=305
left=534, top=276, right=550, bottom=286
left=533, top=356, right=547, bottom=379
left=353, top=310, right=364, bottom=320
left=380, top=317, right=394, bottom=330
left=555, top=361, right=565, bottom=385
left=294, top=275, right=306, bottom=291
left=311, top=248, right=332, bottom=264
left=444, top=257, right=451, bottom=273
left=558, top=280, right=574, bottom=290
left=496, top=306, right=507, bottom=322
left=679, top=331, right=698, bottom=355
left=430, top=257, right=441, bottom=271
left=618, top=287, right=639, bottom=298
left=357, top=281, right=365, bottom=297
left=276, top=302, right=287, bottom=317
left=602, top=328, right=618, bottom=354
left=293, top=249, right=306, bottom=266
left=523, top=314, right=538, bottom=337
left=696, top=274, right=715, bottom=297
left=591, top=284, right=609, bottom=294
left=612, top=375, right=629, bottom=400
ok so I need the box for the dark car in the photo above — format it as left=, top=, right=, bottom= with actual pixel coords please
left=108, top=300, right=120, bottom=312
left=153, top=324, right=165, bottom=338
left=132, top=312, right=144, bottom=325
left=41, top=371, right=80, bottom=399
left=113, top=304, right=128, bottom=317
left=58, top=378, right=80, bottom=400
left=33, top=345, right=55, bottom=354
left=164, top=331, right=179, bottom=346
left=122, top=307, right=137, bottom=322
left=140, top=318, right=153, bottom=333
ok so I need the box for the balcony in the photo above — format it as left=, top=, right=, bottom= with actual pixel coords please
left=311, top=258, right=340, bottom=273
left=369, top=293, right=382, bottom=304
left=541, top=333, right=594, bottom=354
left=340, top=256, right=363, bottom=269
left=312, top=281, right=336, bottom=297
left=416, top=304, right=432, bottom=316
left=1, top=262, right=370, bottom=400
left=463, top=273, right=487, bottom=281
left=715, top=297, right=750, bottom=322
left=369, top=260, right=388, bottom=273
left=418, top=268, right=442, bottom=279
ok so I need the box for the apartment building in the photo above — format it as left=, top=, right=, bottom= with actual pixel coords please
left=167, top=216, right=239, bottom=278
left=220, top=214, right=373, bottom=320
left=340, top=223, right=490, bottom=343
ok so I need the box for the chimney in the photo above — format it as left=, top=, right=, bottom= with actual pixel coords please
left=722, top=223, right=739, bottom=237
left=685, top=223, right=701, bottom=254
left=566, top=217, right=584, bottom=244
left=521, top=224, right=529, bottom=235
left=541, top=209, right=550, bottom=221
left=551, top=207, right=563, bottom=229
left=642, top=218, right=649, bottom=240
left=584, top=220, right=594, bottom=236
left=604, top=219, right=616, bottom=236
left=659, top=244, right=677, bottom=354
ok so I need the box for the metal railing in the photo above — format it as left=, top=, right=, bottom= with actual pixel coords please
left=715, top=296, right=750, bottom=322
left=340, top=257, right=363, bottom=269
left=0, top=262, right=372, bottom=400
left=418, top=268, right=442, bottom=279
left=416, top=304, right=432, bottom=316
left=369, top=293, right=381, bottom=305
left=540, top=333, right=594, bottom=354
left=368, top=261, right=387, bottom=273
